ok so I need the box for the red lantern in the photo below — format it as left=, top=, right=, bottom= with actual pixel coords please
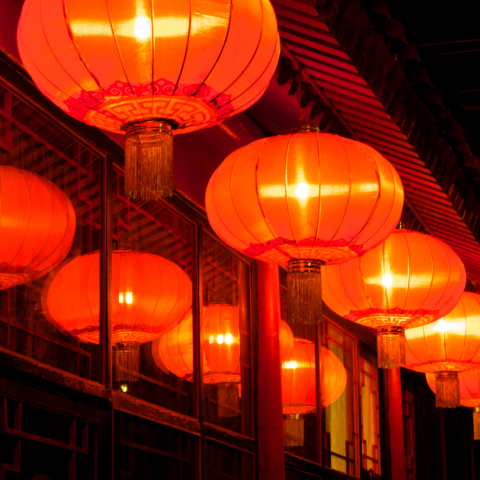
left=405, top=292, right=480, bottom=408
left=281, top=338, right=347, bottom=414
left=0, top=166, right=76, bottom=290
left=43, top=249, right=192, bottom=381
left=206, top=131, right=404, bottom=325
left=281, top=337, right=347, bottom=446
left=322, top=230, right=466, bottom=368
left=18, top=0, right=280, bottom=200
left=153, top=315, right=294, bottom=381
left=426, top=369, right=480, bottom=439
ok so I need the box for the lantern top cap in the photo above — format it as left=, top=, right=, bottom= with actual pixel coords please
left=290, top=124, right=321, bottom=134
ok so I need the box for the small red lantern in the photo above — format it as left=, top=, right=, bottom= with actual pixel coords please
left=18, top=0, right=280, bottom=200
left=43, top=249, right=192, bottom=382
left=405, top=292, right=480, bottom=408
left=281, top=337, right=347, bottom=446
left=0, top=166, right=76, bottom=289
left=322, top=230, right=466, bottom=368
left=206, top=131, right=404, bottom=325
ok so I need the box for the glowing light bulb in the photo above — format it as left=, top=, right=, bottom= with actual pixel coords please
left=283, top=360, right=298, bottom=369
left=225, top=333, right=233, bottom=345
left=134, top=16, right=151, bottom=40
left=119, top=293, right=124, bottom=304
left=217, top=334, right=224, bottom=345
left=295, top=182, right=310, bottom=200
left=120, top=383, right=128, bottom=393
left=436, top=318, right=450, bottom=333
left=126, top=292, right=133, bottom=304
left=381, top=272, right=393, bottom=288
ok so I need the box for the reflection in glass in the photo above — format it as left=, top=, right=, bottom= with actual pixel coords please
left=322, top=320, right=358, bottom=475
left=0, top=86, right=101, bottom=381
left=360, top=356, right=381, bottom=475
left=202, top=233, right=252, bottom=436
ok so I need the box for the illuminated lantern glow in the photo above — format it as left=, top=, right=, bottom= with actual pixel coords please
left=206, top=130, right=404, bottom=325
left=153, top=315, right=294, bottom=382
left=0, top=166, right=76, bottom=290
left=426, top=369, right=480, bottom=439
left=405, top=292, right=480, bottom=408
left=322, top=230, right=466, bottom=369
left=43, top=249, right=192, bottom=382
left=18, top=0, right=280, bottom=201
left=281, top=338, right=347, bottom=414
left=281, top=337, right=347, bottom=446
left=203, top=304, right=241, bottom=384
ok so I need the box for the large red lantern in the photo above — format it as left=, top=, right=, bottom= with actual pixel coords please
left=18, top=0, right=280, bottom=201
left=281, top=337, right=347, bottom=446
left=405, top=292, right=480, bottom=408
left=322, top=229, right=466, bottom=369
left=206, top=131, right=404, bottom=325
left=426, top=369, right=480, bottom=439
left=0, top=166, right=76, bottom=290
left=43, top=249, right=192, bottom=381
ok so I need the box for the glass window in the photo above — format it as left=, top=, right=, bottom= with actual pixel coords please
left=110, top=166, right=196, bottom=417
left=201, top=233, right=252, bottom=436
left=403, top=388, right=416, bottom=480
left=0, top=86, right=101, bottom=382
left=360, top=353, right=381, bottom=475
left=205, top=441, right=254, bottom=480
left=280, top=285, right=318, bottom=463
left=322, top=319, right=358, bottom=476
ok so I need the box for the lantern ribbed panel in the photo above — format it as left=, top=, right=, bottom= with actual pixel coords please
left=152, top=310, right=200, bottom=379
left=205, top=133, right=404, bottom=267
left=17, top=0, right=279, bottom=135
left=426, top=369, right=480, bottom=408
left=281, top=339, right=347, bottom=414
left=322, top=230, right=466, bottom=329
left=0, top=166, right=76, bottom=289
left=405, top=292, right=480, bottom=373
left=43, top=250, right=192, bottom=345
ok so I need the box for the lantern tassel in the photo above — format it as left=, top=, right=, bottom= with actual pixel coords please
left=114, top=343, right=140, bottom=385
left=377, top=326, right=405, bottom=369
left=287, top=259, right=323, bottom=325
left=474, top=407, right=480, bottom=440
left=125, top=121, right=174, bottom=201
left=435, top=371, right=460, bottom=408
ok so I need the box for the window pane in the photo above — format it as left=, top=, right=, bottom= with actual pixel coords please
left=202, top=233, right=252, bottom=436
left=280, top=285, right=318, bottom=462
left=0, top=86, right=101, bottom=382
left=110, top=168, right=196, bottom=416
left=360, top=355, right=381, bottom=475
left=205, top=441, right=254, bottom=480
left=322, top=319, right=358, bottom=476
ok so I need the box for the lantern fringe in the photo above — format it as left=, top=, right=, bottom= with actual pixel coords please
left=474, top=407, right=480, bottom=440
left=377, top=326, right=405, bottom=369
left=125, top=121, right=174, bottom=201
left=114, top=343, right=140, bottom=385
left=287, top=259, right=323, bottom=325
left=435, top=371, right=460, bottom=408
left=283, top=414, right=305, bottom=447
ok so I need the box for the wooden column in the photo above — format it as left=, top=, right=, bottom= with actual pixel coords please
left=388, top=367, right=406, bottom=480
left=257, top=261, right=285, bottom=480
